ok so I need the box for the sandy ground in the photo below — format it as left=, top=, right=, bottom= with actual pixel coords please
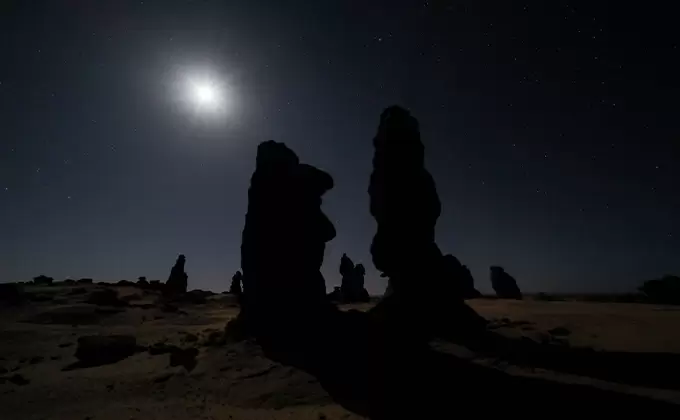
left=2, top=284, right=680, bottom=419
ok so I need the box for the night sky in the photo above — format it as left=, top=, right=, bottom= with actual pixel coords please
left=2, top=1, right=678, bottom=294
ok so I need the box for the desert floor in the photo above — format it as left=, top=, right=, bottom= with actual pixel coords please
left=2, top=284, right=680, bottom=419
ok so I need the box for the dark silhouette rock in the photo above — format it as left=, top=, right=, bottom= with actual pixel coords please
left=77, top=278, right=93, bottom=284
left=64, top=279, right=76, bottom=285
left=239, top=140, right=336, bottom=337
left=367, top=106, right=487, bottom=338
left=442, top=255, right=481, bottom=299
left=490, top=266, right=522, bottom=299
left=340, top=253, right=354, bottom=279
left=368, top=106, right=443, bottom=297
left=33, top=275, right=53, bottom=286
left=73, top=335, right=139, bottom=367
left=330, top=254, right=370, bottom=303
left=165, top=254, right=188, bottom=296
left=638, top=275, right=680, bottom=304
left=0, top=283, right=24, bottom=305
left=367, top=107, right=478, bottom=302
left=230, top=271, right=243, bottom=296
left=137, top=276, right=149, bottom=287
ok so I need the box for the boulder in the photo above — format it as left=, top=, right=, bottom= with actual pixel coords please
left=74, top=335, right=139, bottom=366
left=638, top=275, right=680, bottom=304
left=331, top=254, right=370, bottom=303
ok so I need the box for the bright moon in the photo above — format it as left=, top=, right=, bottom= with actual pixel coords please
left=191, top=80, right=220, bottom=108
left=188, top=77, right=224, bottom=112
left=176, top=70, right=232, bottom=119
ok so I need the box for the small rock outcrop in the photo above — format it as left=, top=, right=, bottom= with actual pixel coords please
left=137, top=276, right=149, bottom=287
left=490, top=266, right=522, bottom=299
left=74, top=335, right=139, bottom=367
left=638, top=275, right=680, bottom=304
left=33, top=275, right=53, bottom=286
left=230, top=271, right=243, bottom=296
left=239, top=141, right=336, bottom=336
left=165, top=254, right=188, bottom=295
left=169, top=347, right=199, bottom=371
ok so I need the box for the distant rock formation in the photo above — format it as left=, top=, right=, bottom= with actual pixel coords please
left=137, top=276, right=149, bottom=287
left=77, top=278, right=93, bottom=284
left=490, top=266, right=522, bottom=299
left=33, top=275, right=53, bottom=286
left=165, top=254, right=188, bottom=295
left=239, top=140, right=336, bottom=336
left=230, top=271, right=243, bottom=296
left=329, top=254, right=370, bottom=303
left=638, top=275, right=680, bottom=304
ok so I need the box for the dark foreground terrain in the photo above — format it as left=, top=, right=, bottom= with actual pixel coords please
left=2, top=283, right=680, bottom=419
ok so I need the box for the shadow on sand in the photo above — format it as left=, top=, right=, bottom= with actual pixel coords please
left=226, top=299, right=680, bottom=418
